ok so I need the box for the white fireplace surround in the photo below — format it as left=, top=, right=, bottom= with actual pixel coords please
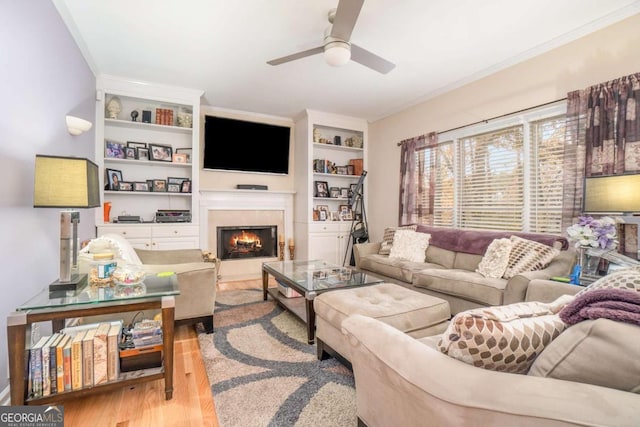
left=199, top=189, right=295, bottom=280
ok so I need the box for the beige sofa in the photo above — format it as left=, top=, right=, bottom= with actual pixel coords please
left=342, top=280, right=640, bottom=426
left=355, top=225, right=575, bottom=314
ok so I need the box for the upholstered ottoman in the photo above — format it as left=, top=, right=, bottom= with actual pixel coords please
left=314, top=282, right=451, bottom=362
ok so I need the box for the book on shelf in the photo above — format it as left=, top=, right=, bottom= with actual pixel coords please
left=41, top=333, right=60, bottom=397
left=93, top=323, right=111, bottom=385
left=62, top=336, right=72, bottom=392
left=107, top=323, right=121, bottom=381
left=71, top=331, right=85, bottom=391
left=82, top=328, right=97, bottom=388
left=56, top=335, right=70, bottom=393
left=47, top=333, right=63, bottom=395
left=29, top=336, right=49, bottom=398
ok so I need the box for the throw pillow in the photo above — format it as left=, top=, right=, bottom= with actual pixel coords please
left=378, top=225, right=418, bottom=255
left=575, top=266, right=640, bottom=297
left=502, top=236, right=559, bottom=279
left=476, top=238, right=513, bottom=278
left=388, top=230, right=430, bottom=263
left=528, top=318, right=640, bottom=393
left=437, top=297, right=571, bottom=374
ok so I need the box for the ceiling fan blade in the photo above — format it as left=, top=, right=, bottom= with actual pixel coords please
left=351, top=44, right=395, bottom=74
left=267, top=46, right=324, bottom=66
left=330, top=0, right=365, bottom=41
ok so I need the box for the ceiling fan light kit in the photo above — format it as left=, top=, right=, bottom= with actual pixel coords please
left=324, top=41, right=351, bottom=67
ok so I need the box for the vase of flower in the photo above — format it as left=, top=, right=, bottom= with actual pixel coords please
left=568, top=216, right=618, bottom=279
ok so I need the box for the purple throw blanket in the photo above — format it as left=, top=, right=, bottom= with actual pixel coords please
left=559, top=289, right=640, bottom=327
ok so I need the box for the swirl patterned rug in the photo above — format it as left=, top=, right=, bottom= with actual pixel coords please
left=197, top=289, right=356, bottom=427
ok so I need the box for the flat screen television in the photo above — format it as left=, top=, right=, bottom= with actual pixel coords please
left=583, top=174, right=640, bottom=213
left=203, top=115, right=291, bottom=174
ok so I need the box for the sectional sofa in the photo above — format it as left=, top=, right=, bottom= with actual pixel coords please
left=354, top=225, right=576, bottom=314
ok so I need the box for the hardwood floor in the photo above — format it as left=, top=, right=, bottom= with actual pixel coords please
left=62, top=278, right=267, bottom=427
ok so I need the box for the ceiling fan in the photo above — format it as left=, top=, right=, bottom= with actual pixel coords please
left=267, top=0, right=395, bottom=74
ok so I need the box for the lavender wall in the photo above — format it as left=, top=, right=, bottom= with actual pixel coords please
left=0, top=1, right=96, bottom=393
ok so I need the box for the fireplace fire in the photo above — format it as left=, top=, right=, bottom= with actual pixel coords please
left=217, top=225, right=278, bottom=260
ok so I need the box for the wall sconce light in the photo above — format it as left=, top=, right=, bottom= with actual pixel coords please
left=66, top=115, right=93, bottom=136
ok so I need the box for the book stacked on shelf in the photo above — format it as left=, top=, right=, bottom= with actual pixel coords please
left=155, top=108, right=174, bottom=126
left=26, top=321, right=122, bottom=399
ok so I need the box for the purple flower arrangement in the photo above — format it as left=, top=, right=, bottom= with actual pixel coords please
left=566, top=215, right=618, bottom=250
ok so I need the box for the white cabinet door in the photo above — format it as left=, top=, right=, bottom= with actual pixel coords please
left=308, top=232, right=342, bottom=264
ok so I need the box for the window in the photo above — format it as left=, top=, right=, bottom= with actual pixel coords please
left=415, top=103, right=566, bottom=233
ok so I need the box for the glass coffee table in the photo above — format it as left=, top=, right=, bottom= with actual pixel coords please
left=262, top=260, right=383, bottom=344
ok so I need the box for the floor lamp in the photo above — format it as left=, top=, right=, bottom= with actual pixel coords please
left=34, top=155, right=101, bottom=291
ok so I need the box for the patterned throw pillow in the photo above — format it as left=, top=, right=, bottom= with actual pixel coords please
left=476, top=238, right=513, bottom=278
left=388, top=230, right=431, bottom=263
left=378, top=225, right=418, bottom=255
left=575, top=266, right=640, bottom=297
left=502, top=235, right=559, bottom=279
left=437, top=297, right=571, bottom=374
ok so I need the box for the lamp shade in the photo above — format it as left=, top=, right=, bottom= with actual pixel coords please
left=324, top=41, right=351, bottom=67
left=583, top=174, right=640, bottom=213
left=34, top=155, right=101, bottom=208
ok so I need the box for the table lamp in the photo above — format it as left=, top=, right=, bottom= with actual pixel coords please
left=34, top=155, right=101, bottom=291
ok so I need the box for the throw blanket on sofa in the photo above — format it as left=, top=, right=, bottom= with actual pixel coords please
left=559, top=288, right=640, bottom=327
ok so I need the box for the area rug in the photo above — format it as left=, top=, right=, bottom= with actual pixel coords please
left=197, top=289, right=356, bottom=427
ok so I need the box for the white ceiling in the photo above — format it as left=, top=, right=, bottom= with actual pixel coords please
left=55, top=0, right=640, bottom=122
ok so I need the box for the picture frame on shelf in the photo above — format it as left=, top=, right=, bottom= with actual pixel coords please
left=340, top=187, right=349, bottom=198
left=319, top=210, right=327, bottom=221
left=313, top=210, right=320, bottom=221
left=317, top=205, right=329, bottom=212
left=167, top=183, right=181, bottom=193
left=133, top=181, right=149, bottom=192
left=106, top=168, right=122, bottom=191
left=347, top=165, right=355, bottom=175
left=142, top=110, right=152, bottom=123
left=127, top=141, right=147, bottom=150
left=152, top=179, right=167, bottom=192
left=149, top=143, right=173, bottom=162
left=105, top=141, right=125, bottom=159
left=167, top=177, right=187, bottom=185
left=125, top=147, right=136, bottom=159
left=118, top=181, right=133, bottom=191
left=172, top=153, right=188, bottom=164
left=175, top=148, right=192, bottom=163
left=329, top=187, right=340, bottom=198
left=339, top=204, right=352, bottom=220
left=314, top=180, right=329, bottom=198
left=336, top=166, right=348, bottom=175
left=137, top=147, right=149, bottom=160
left=180, top=180, right=192, bottom=193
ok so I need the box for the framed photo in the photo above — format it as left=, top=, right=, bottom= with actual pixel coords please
left=133, top=181, right=149, bottom=192
left=125, top=147, right=136, bottom=159
left=167, top=183, right=181, bottom=193
left=319, top=210, right=327, bottom=221
left=340, top=187, right=349, bottom=198
left=180, top=180, right=192, bottom=193
left=329, top=187, right=340, bottom=198
left=313, top=210, right=320, bottom=221
left=152, top=179, right=167, bottom=192
left=336, top=166, right=348, bottom=175
left=167, top=177, right=187, bottom=185
left=105, top=141, right=125, bottom=159
left=149, top=144, right=173, bottom=162
left=175, top=148, right=192, bottom=163
left=317, top=205, right=329, bottom=212
left=137, top=147, right=149, bottom=161
left=349, top=183, right=358, bottom=197
left=314, top=180, right=329, bottom=198
left=106, top=168, right=122, bottom=191
left=118, top=181, right=133, bottom=191
left=339, top=204, right=352, bottom=220
left=347, top=165, right=355, bottom=175
left=127, top=141, right=147, bottom=150
left=172, top=153, right=188, bottom=163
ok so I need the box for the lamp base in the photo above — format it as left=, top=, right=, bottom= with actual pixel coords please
left=49, top=273, right=88, bottom=292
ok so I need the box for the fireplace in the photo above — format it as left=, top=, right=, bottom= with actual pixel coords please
left=217, top=225, right=278, bottom=260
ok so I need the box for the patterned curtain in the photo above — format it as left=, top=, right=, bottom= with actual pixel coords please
left=398, top=132, right=438, bottom=225
left=562, top=72, right=640, bottom=230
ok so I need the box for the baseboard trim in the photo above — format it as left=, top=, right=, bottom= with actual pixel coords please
left=0, top=385, right=10, bottom=406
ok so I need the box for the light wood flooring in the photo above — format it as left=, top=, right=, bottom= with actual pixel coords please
left=63, top=278, right=267, bottom=427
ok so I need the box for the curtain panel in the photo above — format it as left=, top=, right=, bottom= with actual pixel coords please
left=562, top=72, right=640, bottom=230
left=398, top=132, right=438, bottom=225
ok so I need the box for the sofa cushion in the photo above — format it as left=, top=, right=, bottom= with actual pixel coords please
left=379, top=225, right=418, bottom=255
left=477, top=238, right=513, bottom=278
left=528, top=319, right=640, bottom=393
left=424, top=246, right=456, bottom=269
left=389, top=230, right=430, bottom=263
left=359, top=254, right=444, bottom=283
left=437, top=298, right=571, bottom=374
left=413, top=269, right=507, bottom=306
left=503, top=236, right=559, bottom=279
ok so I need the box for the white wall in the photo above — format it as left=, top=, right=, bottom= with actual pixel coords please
left=367, top=13, right=640, bottom=240
left=0, top=1, right=96, bottom=392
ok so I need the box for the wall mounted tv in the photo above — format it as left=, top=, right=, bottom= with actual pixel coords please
left=203, top=115, right=291, bottom=174
left=583, top=174, right=640, bottom=213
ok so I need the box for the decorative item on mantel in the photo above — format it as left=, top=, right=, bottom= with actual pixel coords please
left=566, top=216, right=618, bottom=276
left=279, top=234, right=285, bottom=261
left=288, top=238, right=295, bottom=260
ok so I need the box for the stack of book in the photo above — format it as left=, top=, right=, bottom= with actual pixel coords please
left=155, top=108, right=174, bottom=126
left=27, top=321, right=121, bottom=399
